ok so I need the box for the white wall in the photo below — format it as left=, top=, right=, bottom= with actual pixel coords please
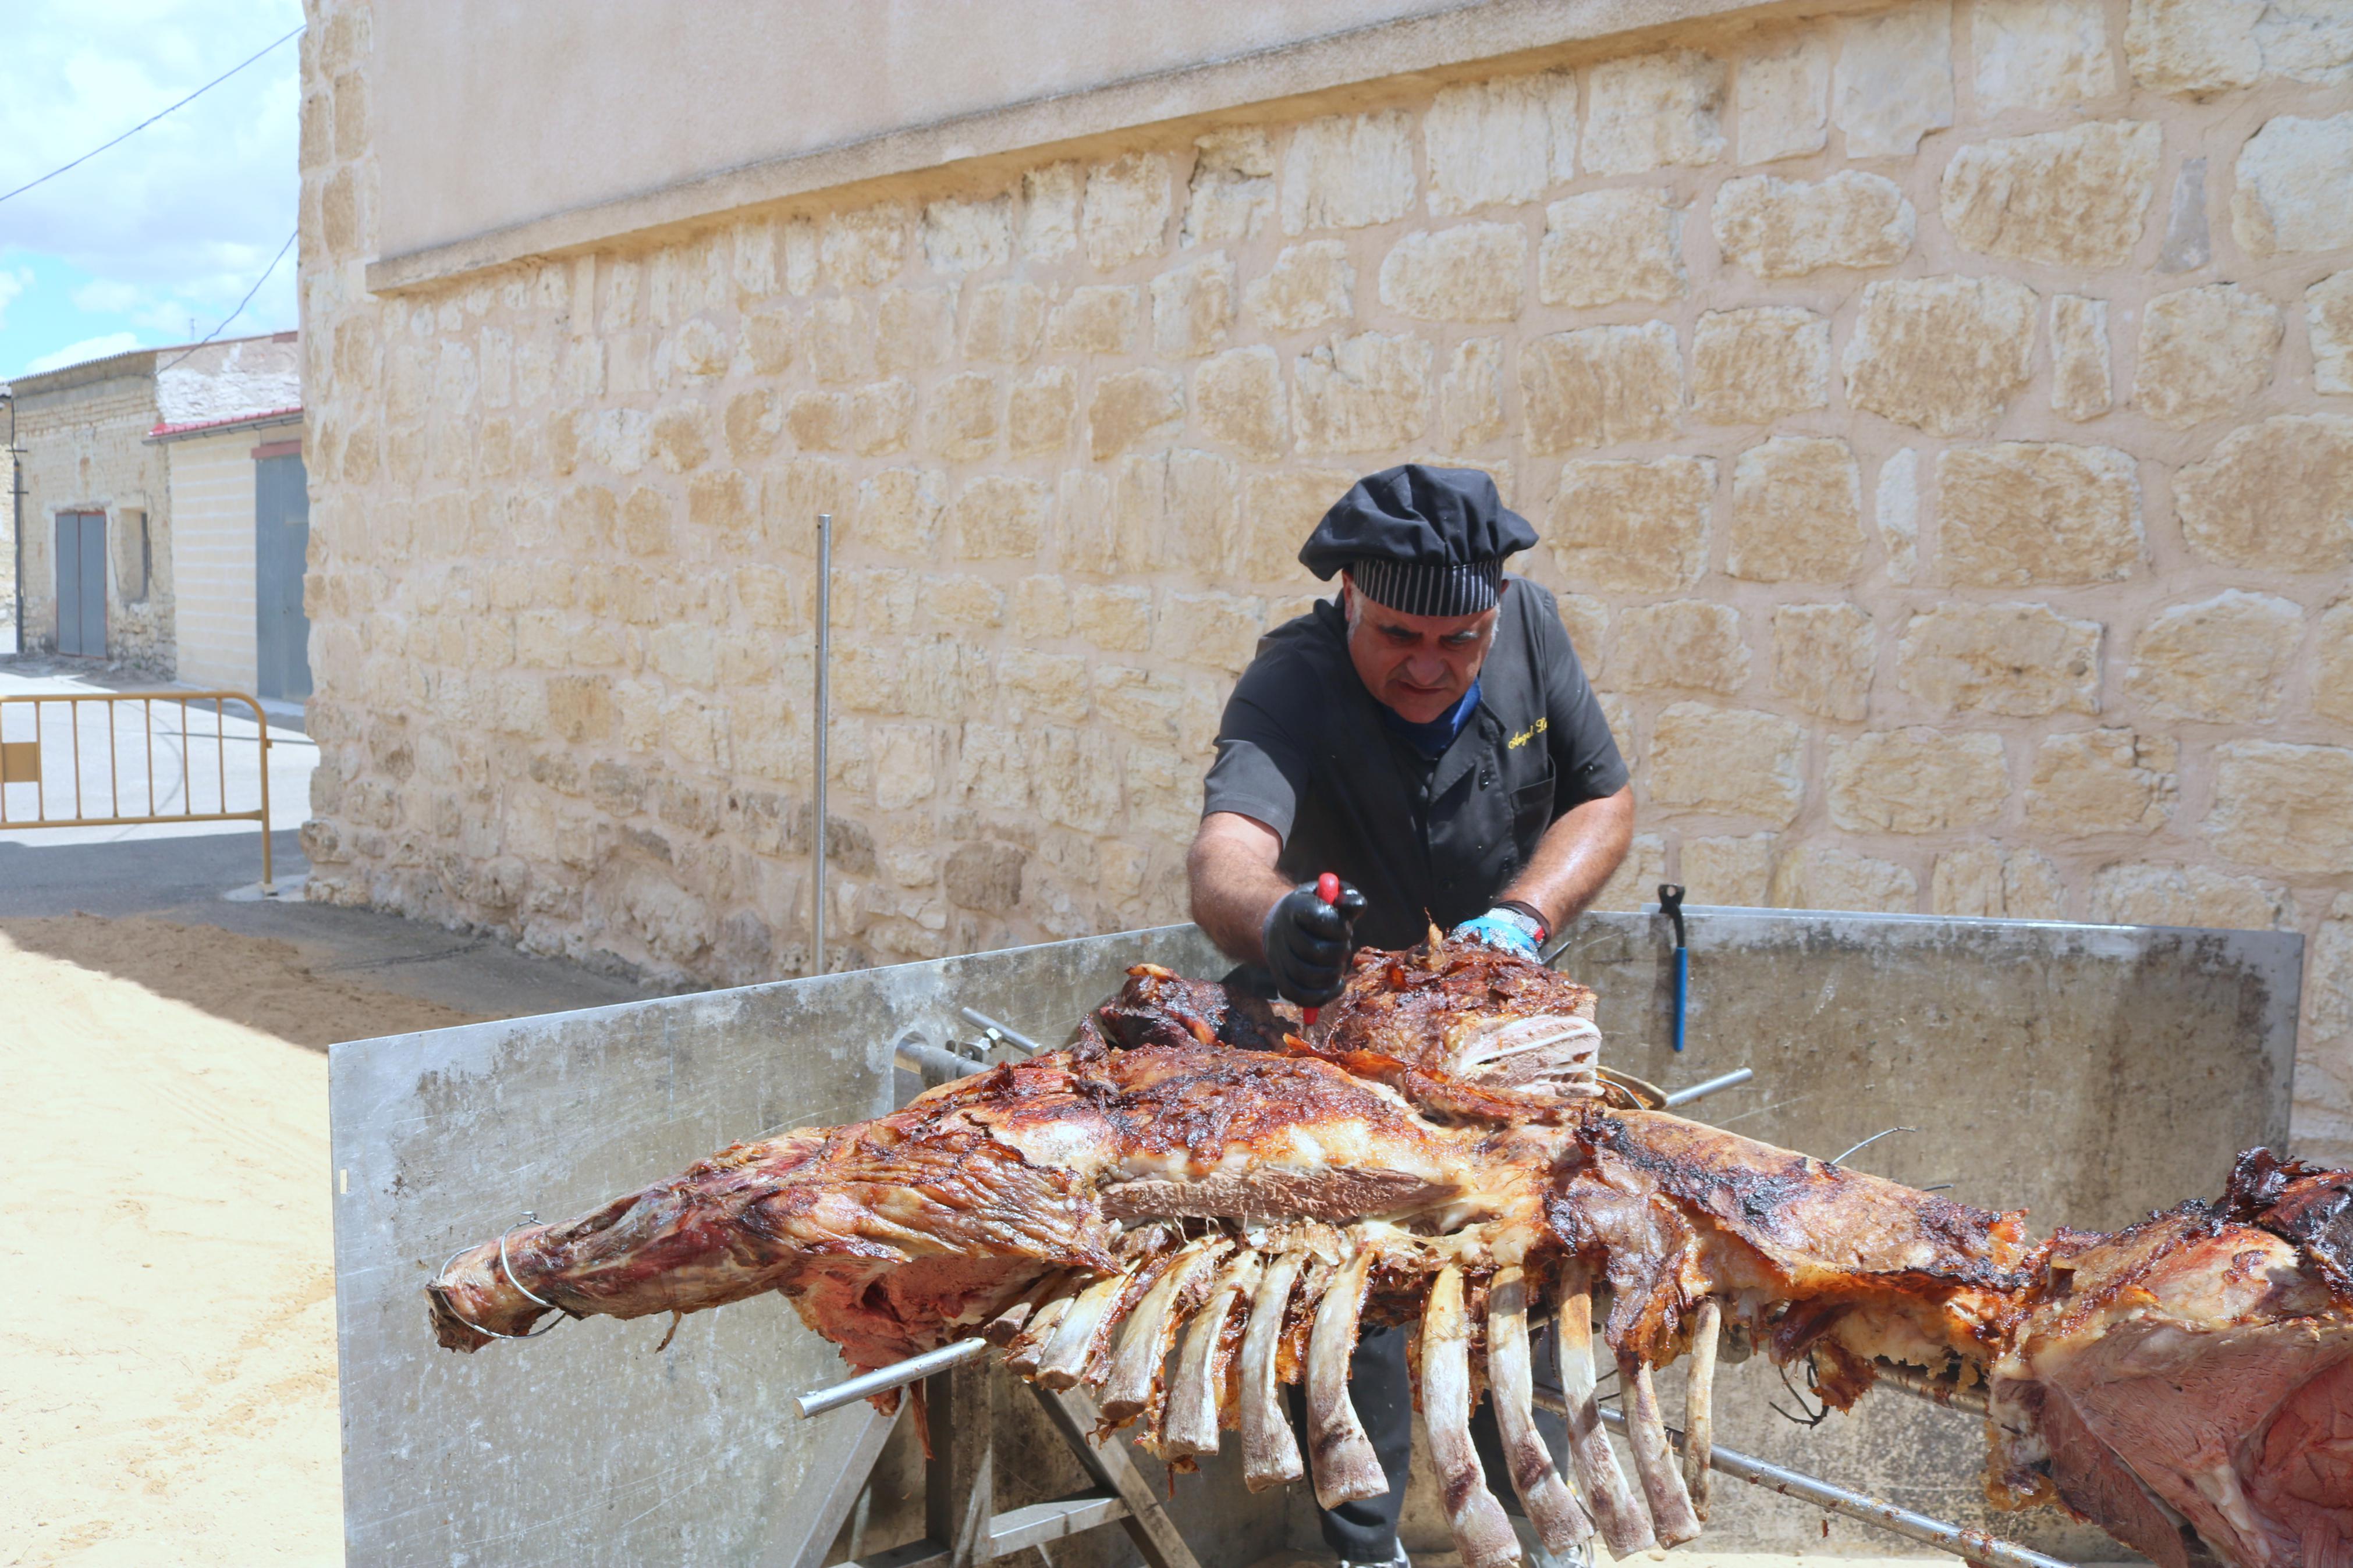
left=165, top=431, right=257, bottom=692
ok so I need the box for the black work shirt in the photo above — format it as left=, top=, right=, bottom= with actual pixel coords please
left=1201, top=578, right=1627, bottom=952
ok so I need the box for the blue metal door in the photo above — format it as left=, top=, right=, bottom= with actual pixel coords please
left=54, top=510, right=105, bottom=656
left=254, top=453, right=312, bottom=699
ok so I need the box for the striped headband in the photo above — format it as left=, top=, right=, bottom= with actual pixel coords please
left=1349, top=557, right=1504, bottom=618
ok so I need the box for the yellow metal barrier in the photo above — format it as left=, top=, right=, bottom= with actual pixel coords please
left=0, top=689, right=277, bottom=888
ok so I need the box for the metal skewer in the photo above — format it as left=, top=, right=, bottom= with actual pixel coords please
left=958, top=1006, right=1044, bottom=1057
left=1662, top=1066, right=1754, bottom=1108
left=1872, top=1358, right=1994, bottom=1417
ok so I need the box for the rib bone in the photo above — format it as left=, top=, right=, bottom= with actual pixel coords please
left=1098, top=1239, right=1227, bottom=1422
left=981, top=1275, right=1062, bottom=1346
left=1003, top=1293, right=1073, bottom=1377
left=1488, top=1267, right=1593, bottom=1553
left=1618, top=1351, right=1703, bottom=1548
left=1161, top=1251, right=1262, bottom=1457
left=1683, top=1297, right=1722, bottom=1520
left=1035, top=1270, right=1130, bottom=1389
left=1305, top=1243, right=1389, bottom=1507
left=1422, top=1264, right=1523, bottom=1568
left=1240, top=1249, right=1308, bottom=1491
left=1554, top=1271, right=1656, bottom=1558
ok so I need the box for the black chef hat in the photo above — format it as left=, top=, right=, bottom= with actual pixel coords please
left=1298, top=464, right=1537, bottom=617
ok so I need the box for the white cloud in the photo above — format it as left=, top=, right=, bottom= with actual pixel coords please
left=0, top=268, right=31, bottom=330
left=70, top=279, right=146, bottom=314
left=0, top=1, right=304, bottom=328
left=23, top=331, right=143, bottom=375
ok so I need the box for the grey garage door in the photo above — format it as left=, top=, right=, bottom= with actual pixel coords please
left=54, top=511, right=105, bottom=657
left=255, top=453, right=313, bottom=701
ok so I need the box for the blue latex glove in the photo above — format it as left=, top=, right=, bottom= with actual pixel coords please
left=1450, top=906, right=1542, bottom=957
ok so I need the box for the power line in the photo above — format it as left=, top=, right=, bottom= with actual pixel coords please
left=0, top=24, right=304, bottom=207
left=158, top=227, right=298, bottom=372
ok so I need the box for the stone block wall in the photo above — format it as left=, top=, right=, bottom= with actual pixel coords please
left=9, top=367, right=175, bottom=672
left=296, top=0, right=2352, bottom=1155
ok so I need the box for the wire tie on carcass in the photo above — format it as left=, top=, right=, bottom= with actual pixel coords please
left=435, top=1213, right=566, bottom=1341
left=501, top=1213, right=562, bottom=1313
left=1829, top=1126, right=1918, bottom=1166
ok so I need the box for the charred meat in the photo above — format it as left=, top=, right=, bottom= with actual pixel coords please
left=430, top=938, right=2353, bottom=1568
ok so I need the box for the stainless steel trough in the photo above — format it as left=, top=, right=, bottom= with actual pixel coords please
left=329, top=908, right=2298, bottom=1565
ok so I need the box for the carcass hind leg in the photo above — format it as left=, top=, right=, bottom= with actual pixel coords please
left=1422, top=1264, right=1524, bottom=1568
left=1488, top=1266, right=1593, bottom=1554
left=1555, top=1267, right=1657, bottom=1558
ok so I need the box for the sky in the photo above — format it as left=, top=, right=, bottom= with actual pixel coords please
left=0, top=0, right=303, bottom=381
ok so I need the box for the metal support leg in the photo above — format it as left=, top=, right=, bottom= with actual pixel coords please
left=772, top=1402, right=902, bottom=1568
left=790, top=1356, right=1205, bottom=1568
left=1028, top=1385, right=1205, bottom=1568
left=928, top=1358, right=995, bottom=1565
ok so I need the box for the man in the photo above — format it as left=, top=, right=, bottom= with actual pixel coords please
left=1187, top=464, right=1632, bottom=1568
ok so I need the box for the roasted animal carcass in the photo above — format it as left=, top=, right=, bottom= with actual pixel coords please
left=430, top=938, right=2353, bottom=1568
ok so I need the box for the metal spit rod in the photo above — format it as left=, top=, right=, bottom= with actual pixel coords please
left=794, top=1337, right=990, bottom=1417
left=795, top=1350, right=2067, bottom=1566
left=1662, top=1066, right=1754, bottom=1108
left=896, top=1036, right=982, bottom=1082
left=812, top=512, right=832, bottom=979
left=1559, top=1395, right=2074, bottom=1568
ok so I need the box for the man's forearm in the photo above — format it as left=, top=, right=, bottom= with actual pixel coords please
left=1497, top=785, right=1636, bottom=934
left=1187, top=814, right=1295, bottom=964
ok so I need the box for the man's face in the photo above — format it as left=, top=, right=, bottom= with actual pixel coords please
left=1341, top=574, right=1501, bottom=725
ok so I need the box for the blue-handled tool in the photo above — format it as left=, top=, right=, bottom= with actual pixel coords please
left=1659, top=883, right=1688, bottom=1052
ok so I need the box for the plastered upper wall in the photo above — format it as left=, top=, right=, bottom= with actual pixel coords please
left=375, top=0, right=1474, bottom=257
left=155, top=335, right=303, bottom=428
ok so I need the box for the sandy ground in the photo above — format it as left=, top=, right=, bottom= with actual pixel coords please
left=0, top=919, right=490, bottom=1567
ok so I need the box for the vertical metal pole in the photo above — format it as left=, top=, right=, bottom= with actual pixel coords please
left=812, top=513, right=831, bottom=978
left=253, top=697, right=274, bottom=893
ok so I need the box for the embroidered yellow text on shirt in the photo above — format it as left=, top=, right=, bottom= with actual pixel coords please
left=1507, top=716, right=1549, bottom=749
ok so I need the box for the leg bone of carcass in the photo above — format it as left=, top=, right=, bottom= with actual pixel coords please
left=1618, top=1351, right=1703, bottom=1548
left=1036, top=1269, right=1133, bottom=1390
left=1162, top=1251, right=1263, bottom=1457
left=1554, top=1270, right=1657, bottom=1559
left=1098, top=1239, right=1228, bottom=1423
left=1422, top=1264, right=1525, bottom=1568
left=1488, top=1267, right=1595, bottom=1553
left=1240, top=1248, right=1308, bottom=1491
left=1305, top=1243, right=1390, bottom=1508
left=1683, top=1297, right=1721, bottom=1520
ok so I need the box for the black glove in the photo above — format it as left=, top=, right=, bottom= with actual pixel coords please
left=1261, top=880, right=1367, bottom=1007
